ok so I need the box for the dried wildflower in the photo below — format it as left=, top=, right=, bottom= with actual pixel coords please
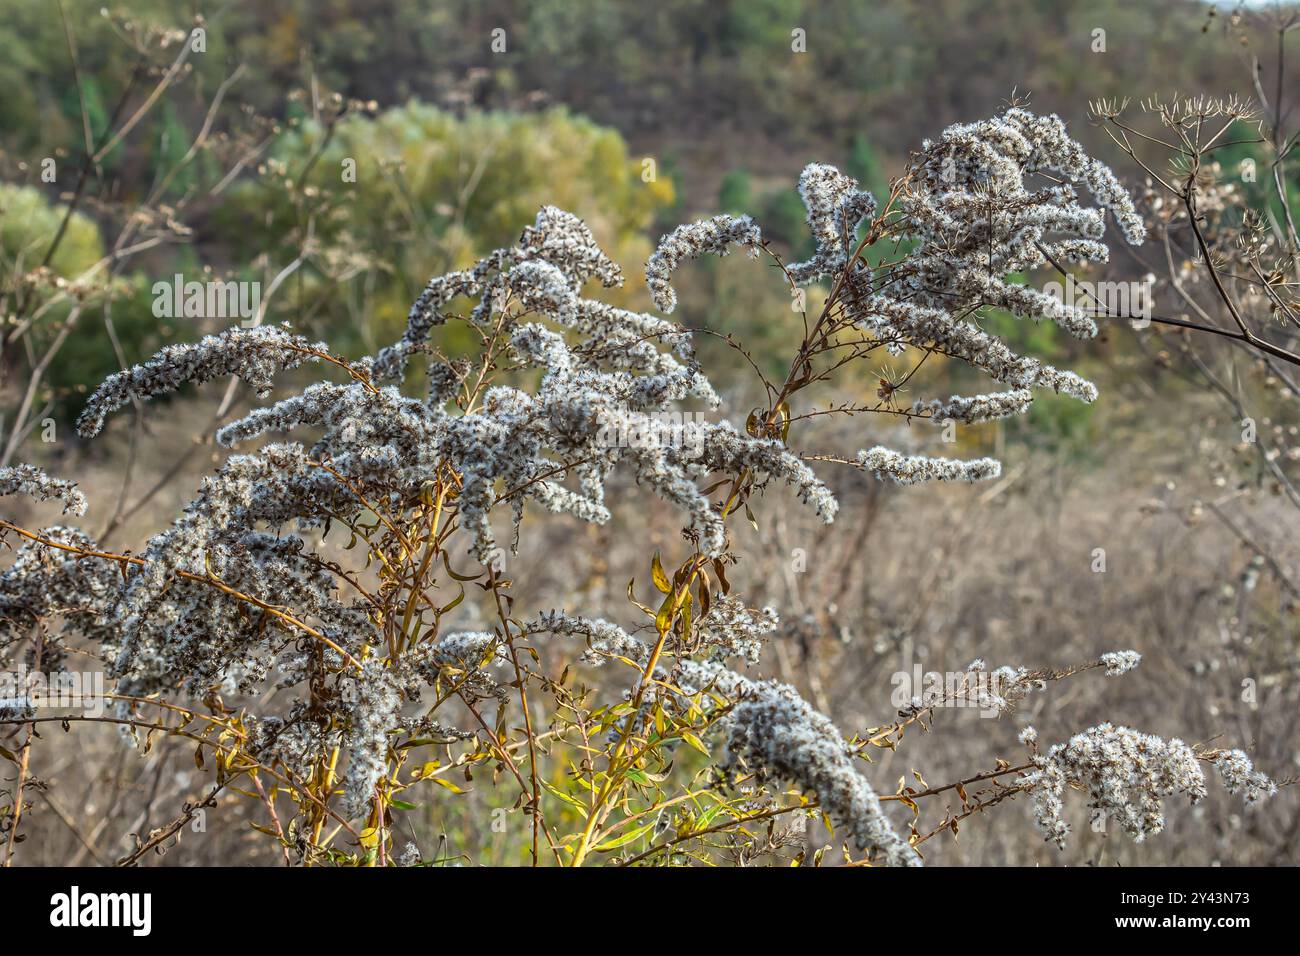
left=913, top=389, right=1034, bottom=425
left=853, top=295, right=1099, bottom=401
left=969, top=664, right=1044, bottom=715
left=526, top=611, right=645, bottom=665
left=67, top=117, right=1134, bottom=727
left=0, top=526, right=118, bottom=658
left=856, top=446, right=1001, bottom=485
left=1021, top=723, right=1258, bottom=848
left=0, top=465, right=88, bottom=516
left=1099, top=649, right=1142, bottom=676
left=527, top=611, right=916, bottom=866
left=368, top=250, right=510, bottom=382
left=678, top=659, right=919, bottom=866
left=695, top=597, right=778, bottom=664
left=1212, top=749, right=1277, bottom=805
left=7, top=106, right=1238, bottom=868
left=788, top=163, right=877, bottom=282
left=518, top=205, right=624, bottom=288
left=77, top=325, right=326, bottom=438
left=340, top=656, right=402, bottom=818
left=506, top=260, right=578, bottom=322
left=395, top=631, right=509, bottom=706
left=748, top=106, right=1146, bottom=486
left=645, top=214, right=762, bottom=313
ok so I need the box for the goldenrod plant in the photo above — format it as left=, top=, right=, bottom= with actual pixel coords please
left=1, top=103, right=1280, bottom=866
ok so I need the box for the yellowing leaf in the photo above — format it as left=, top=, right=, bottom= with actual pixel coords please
left=651, top=551, right=671, bottom=594
left=655, top=593, right=675, bottom=633
left=626, top=578, right=655, bottom=616
left=680, top=732, right=710, bottom=756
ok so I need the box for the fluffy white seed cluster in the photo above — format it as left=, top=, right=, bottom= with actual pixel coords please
left=341, top=656, right=403, bottom=817
left=912, top=389, right=1034, bottom=425
left=908, top=110, right=1144, bottom=324
left=856, top=446, right=1001, bottom=485
left=0, top=464, right=88, bottom=516
left=0, top=525, right=118, bottom=662
left=772, top=107, right=1140, bottom=483
left=856, top=295, right=1099, bottom=401
left=895, top=107, right=1144, bottom=339
left=77, top=325, right=326, bottom=438
left=1099, top=649, right=1142, bottom=676
left=645, top=214, right=762, bottom=313
left=527, top=610, right=917, bottom=866
left=679, top=659, right=919, bottom=866
left=1023, top=723, right=1275, bottom=848
left=102, top=443, right=375, bottom=705
left=525, top=611, right=646, bottom=665
left=1213, top=749, right=1278, bottom=805
left=405, top=630, right=514, bottom=705
left=787, top=163, right=877, bottom=282
left=973, top=664, right=1038, bottom=715
left=1025, top=723, right=1206, bottom=847
left=694, top=597, right=778, bottom=665
left=2, top=113, right=1151, bottom=835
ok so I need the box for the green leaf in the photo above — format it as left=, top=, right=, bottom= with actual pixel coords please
left=594, top=821, right=656, bottom=852
left=541, top=780, right=588, bottom=811
left=439, top=586, right=466, bottom=614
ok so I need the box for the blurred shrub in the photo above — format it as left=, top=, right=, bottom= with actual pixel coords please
left=0, top=185, right=175, bottom=420
left=211, top=104, right=675, bottom=359
left=0, top=183, right=102, bottom=278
